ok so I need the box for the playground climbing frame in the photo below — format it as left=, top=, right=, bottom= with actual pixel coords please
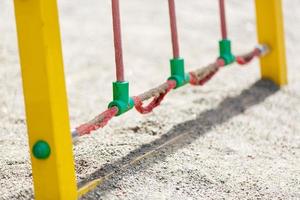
left=12, top=0, right=287, bottom=199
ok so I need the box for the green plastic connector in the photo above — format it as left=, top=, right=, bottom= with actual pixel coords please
left=168, top=58, right=190, bottom=89
left=219, top=39, right=235, bottom=65
left=108, top=81, right=134, bottom=116
left=32, top=140, right=51, bottom=160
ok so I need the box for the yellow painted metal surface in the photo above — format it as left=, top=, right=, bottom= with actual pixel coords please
left=255, top=0, right=287, bottom=86
left=13, top=0, right=77, bottom=199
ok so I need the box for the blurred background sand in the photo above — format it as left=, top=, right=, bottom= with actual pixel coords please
left=0, top=0, right=299, bottom=199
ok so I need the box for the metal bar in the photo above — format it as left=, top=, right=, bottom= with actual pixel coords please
left=255, top=0, right=288, bottom=86
left=13, top=0, right=77, bottom=199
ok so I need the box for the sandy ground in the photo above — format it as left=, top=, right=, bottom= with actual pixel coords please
left=0, top=0, right=300, bottom=199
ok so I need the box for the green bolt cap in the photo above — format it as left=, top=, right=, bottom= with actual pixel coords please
left=32, top=140, right=51, bottom=159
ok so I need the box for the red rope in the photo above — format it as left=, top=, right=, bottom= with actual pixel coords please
left=219, top=0, right=228, bottom=40
left=190, top=59, right=225, bottom=86
left=76, top=107, right=118, bottom=136
left=112, top=0, right=125, bottom=81
left=133, top=80, right=176, bottom=114
left=168, top=0, right=180, bottom=58
left=236, top=48, right=261, bottom=65
left=73, top=46, right=267, bottom=137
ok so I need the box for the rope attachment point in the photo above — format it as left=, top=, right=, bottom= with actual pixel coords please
left=256, top=44, right=270, bottom=56
left=218, top=0, right=235, bottom=65
left=236, top=44, right=269, bottom=65
left=219, top=39, right=235, bottom=65
left=168, top=58, right=190, bottom=88
left=108, top=81, right=134, bottom=116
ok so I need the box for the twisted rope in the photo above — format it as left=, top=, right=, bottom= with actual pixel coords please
left=75, top=107, right=118, bottom=136
left=73, top=45, right=269, bottom=138
left=189, top=59, right=225, bottom=86
left=133, top=80, right=176, bottom=114
left=236, top=47, right=262, bottom=65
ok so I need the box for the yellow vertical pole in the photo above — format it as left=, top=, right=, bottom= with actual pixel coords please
left=13, top=0, right=77, bottom=199
left=255, top=0, right=287, bottom=86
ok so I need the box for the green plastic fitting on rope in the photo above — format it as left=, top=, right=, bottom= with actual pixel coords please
left=108, top=81, right=134, bottom=116
left=168, top=58, right=190, bottom=88
left=219, top=39, right=235, bottom=65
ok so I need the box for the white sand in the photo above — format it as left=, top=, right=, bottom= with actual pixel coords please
left=0, top=0, right=299, bottom=199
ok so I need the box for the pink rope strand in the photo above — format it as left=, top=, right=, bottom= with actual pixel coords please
left=236, top=48, right=261, bottom=65
left=219, top=0, right=228, bottom=39
left=76, top=107, right=118, bottom=136
left=189, top=59, right=225, bottom=86
left=133, top=80, right=176, bottom=114
left=168, top=0, right=180, bottom=58
left=112, top=0, right=125, bottom=81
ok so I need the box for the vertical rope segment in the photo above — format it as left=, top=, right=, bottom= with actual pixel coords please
left=219, top=0, right=228, bottom=39
left=168, top=0, right=180, bottom=58
left=112, top=0, right=125, bottom=81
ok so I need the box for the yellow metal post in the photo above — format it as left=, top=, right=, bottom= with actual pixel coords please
left=13, top=0, right=77, bottom=199
left=255, top=0, right=287, bottom=86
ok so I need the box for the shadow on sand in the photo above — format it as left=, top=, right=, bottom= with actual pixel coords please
left=79, top=79, right=279, bottom=197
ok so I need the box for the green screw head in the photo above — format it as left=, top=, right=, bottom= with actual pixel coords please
left=32, top=140, right=51, bottom=159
